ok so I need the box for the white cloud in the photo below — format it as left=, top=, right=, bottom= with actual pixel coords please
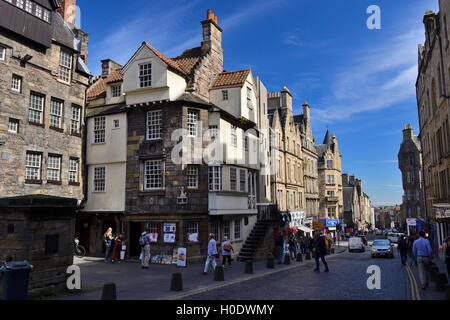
left=310, top=27, right=424, bottom=122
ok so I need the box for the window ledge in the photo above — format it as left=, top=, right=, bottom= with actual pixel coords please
left=69, top=181, right=80, bottom=186
left=71, top=132, right=82, bottom=138
left=56, top=79, right=71, bottom=86
left=25, top=179, right=42, bottom=185
left=29, top=122, right=45, bottom=128
left=47, top=180, right=62, bottom=185
left=50, top=126, right=64, bottom=133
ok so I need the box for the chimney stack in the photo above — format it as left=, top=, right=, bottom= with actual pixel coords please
left=281, top=86, right=292, bottom=111
left=201, top=9, right=223, bottom=56
left=403, top=124, right=414, bottom=141
left=302, top=101, right=310, bottom=119
left=57, top=0, right=76, bottom=25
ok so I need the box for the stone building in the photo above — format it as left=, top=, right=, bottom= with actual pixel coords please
left=342, top=173, right=372, bottom=230
left=294, top=101, right=320, bottom=220
left=268, top=87, right=306, bottom=225
left=398, top=124, right=426, bottom=227
left=84, top=9, right=271, bottom=262
left=416, top=0, right=450, bottom=248
left=0, top=0, right=90, bottom=296
left=316, top=130, right=343, bottom=220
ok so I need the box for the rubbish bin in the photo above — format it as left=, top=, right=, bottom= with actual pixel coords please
left=0, top=261, right=32, bottom=300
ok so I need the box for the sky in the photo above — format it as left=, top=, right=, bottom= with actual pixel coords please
left=76, top=0, right=440, bottom=206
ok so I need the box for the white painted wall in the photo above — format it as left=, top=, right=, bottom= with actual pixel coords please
left=122, top=45, right=186, bottom=105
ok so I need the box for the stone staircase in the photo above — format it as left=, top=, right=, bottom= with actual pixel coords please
left=238, top=219, right=278, bottom=262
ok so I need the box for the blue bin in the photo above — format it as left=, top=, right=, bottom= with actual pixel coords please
left=0, top=261, right=31, bottom=300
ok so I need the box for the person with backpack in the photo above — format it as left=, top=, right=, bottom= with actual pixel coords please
left=140, top=228, right=151, bottom=269
left=221, top=236, right=234, bottom=268
left=313, top=233, right=329, bottom=272
left=398, top=236, right=408, bottom=265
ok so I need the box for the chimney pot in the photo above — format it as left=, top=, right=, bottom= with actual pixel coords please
left=207, top=9, right=214, bottom=21
left=214, top=15, right=218, bottom=25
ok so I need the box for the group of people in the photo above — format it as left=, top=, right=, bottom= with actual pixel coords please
left=103, top=227, right=127, bottom=264
left=203, top=233, right=235, bottom=275
left=275, top=231, right=330, bottom=272
left=397, top=230, right=450, bottom=290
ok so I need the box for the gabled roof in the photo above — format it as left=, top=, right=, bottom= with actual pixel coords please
left=87, top=68, right=123, bottom=102
left=323, top=129, right=332, bottom=145
left=211, top=69, right=251, bottom=90
left=143, top=42, right=188, bottom=77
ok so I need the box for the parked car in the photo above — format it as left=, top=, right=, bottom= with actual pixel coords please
left=383, top=229, right=392, bottom=236
left=371, top=239, right=394, bottom=258
left=348, top=237, right=365, bottom=252
left=387, top=232, right=405, bottom=243
left=375, top=229, right=383, bottom=235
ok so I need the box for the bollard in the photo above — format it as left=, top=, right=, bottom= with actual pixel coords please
left=245, top=261, right=253, bottom=274
left=101, top=283, right=117, bottom=300
left=435, top=273, right=448, bottom=292
left=267, top=257, right=275, bottom=269
left=170, top=273, right=183, bottom=291
left=305, top=252, right=311, bottom=260
left=445, top=284, right=450, bottom=300
left=284, top=254, right=291, bottom=265
left=429, top=266, right=439, bottom=282
left=296, top=253, right=303, bottom=262
left=214, top=266, right=224, bottom=281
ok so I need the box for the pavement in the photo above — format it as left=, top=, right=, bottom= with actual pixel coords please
left=54, top=245, right=348, bottom=300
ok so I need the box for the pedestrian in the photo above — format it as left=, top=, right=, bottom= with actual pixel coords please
left=407, top=236, right=417, bottom=267
left=140, top=228, right=151, bottom=269
left=288, top=235, right=296, bottom=259
left=203, top=233, right=218, bottom=275
left=221, top=236, right=234, bottom=268
left=300, top=237, right=306, bottom=254
left=111, top=233, right=124, bottom=263
left=119, top=235, right=127, bottom=263
left=442, top=236, right=450, bottom=278
left=313, top=233, right=329, bottom=272
left=275, top=231, right=284, bottom=264
left=413, top=231, right=433, bottom=290
left=398, top=236, right=408, bottom=265
left=104, top=228, right=113, bottom=263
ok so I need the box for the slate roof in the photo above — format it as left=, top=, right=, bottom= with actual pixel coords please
left=211, top=69, right=251, bottom=90
left=323, top=129, right=332, bottom=145
left=86, top=103, right=127, bottom=118
left=52, top=12, right=78, bottom=52
left=176, top=92, right=211, bottom=105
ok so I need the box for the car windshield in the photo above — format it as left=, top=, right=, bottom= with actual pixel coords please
left=373, top=240, right=390, bottom=246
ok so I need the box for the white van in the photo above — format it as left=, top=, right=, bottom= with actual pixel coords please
left=348, top=237, right=365, bottom=252
left=387, top=233, right=404, bottom=243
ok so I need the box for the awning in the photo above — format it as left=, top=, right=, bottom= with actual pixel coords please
left=298, top=224, right=314, bottom=233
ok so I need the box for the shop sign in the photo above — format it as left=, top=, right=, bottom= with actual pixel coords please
left=177, top=248, right=187, bottom=267
left=313, top=221, right=324, bottom=230
left=164, top=223, right=176, bottom=243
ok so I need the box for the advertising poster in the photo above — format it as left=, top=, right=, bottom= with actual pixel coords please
left=177, top=247, right=187, bottom=267
left=164, top=223, right=176, bottom=243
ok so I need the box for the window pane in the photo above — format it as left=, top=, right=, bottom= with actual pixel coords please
left=50, top=99, right=63, bottom=128
left=145, top=160, right=163, bottom=189
left=29, top=93, right=44, bottom=124
left=147, top=110, right=162, bottom=140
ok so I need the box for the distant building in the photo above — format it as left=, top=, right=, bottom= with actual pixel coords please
left=398, top=124, right=426, bottom=228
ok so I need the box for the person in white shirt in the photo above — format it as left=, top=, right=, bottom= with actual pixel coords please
left=203, top=233, right=217, bottom=275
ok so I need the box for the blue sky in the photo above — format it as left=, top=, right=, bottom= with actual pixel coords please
left=77, top=0, right=439, bottom=206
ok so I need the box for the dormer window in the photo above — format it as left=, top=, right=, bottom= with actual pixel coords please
left=139, top=63, right=152, bottom=88
left=247, top=87, right=253, bottom=109
left=111, top=85, right=121, bottom=98
left=222, top=90, right=228, bottom=100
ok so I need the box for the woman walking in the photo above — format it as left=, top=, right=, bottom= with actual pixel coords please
left=203, top=233, right=217, bottom=275
left=104, top=228, right=113, bottom=263
left=221, top=236, right=234, bottom=268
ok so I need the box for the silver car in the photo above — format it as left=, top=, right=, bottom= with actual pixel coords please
left=371, top=239, right=394, bottom=258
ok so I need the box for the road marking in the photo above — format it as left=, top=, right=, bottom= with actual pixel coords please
left=405, top=264, right=421, bottom=301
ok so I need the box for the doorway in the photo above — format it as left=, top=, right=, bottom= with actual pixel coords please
left=78, top=218, right=91, bottom=253
left=129, top=221, right=143, bottom=258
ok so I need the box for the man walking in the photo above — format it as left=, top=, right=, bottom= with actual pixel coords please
left=413, top=231, right=433, bottom=290
left=275, top=232, right=284, bottom=264
left=398, top=236, right=408, bottom=265
left=140, top=228, right=151, bottom=269
left=313, top=233, right=329, bottom=272
left=203, top=233, right=218, bottom=275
